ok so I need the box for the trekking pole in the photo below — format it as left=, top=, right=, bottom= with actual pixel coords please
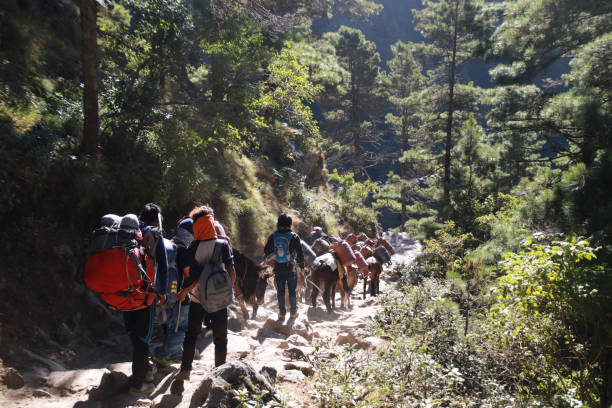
left=174, top=301, right=182, bottom=332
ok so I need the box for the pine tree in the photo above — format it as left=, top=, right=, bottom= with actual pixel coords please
left=325, top=26, right=383, bottom=181
left=385, top=41, right=428, bottom=229
left=413, top=0, right=485, bottom=217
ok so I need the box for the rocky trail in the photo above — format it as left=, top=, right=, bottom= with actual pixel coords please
left=0, top=232, right=421, bottom=408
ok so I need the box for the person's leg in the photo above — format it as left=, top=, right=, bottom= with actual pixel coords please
left=274, top=267, right=287, bottom=317
left=124, top=306, right=154, bottom=390
left=209, top=308, right=229, bottom=367
left=162, top=302, right=190, bottom=362
left=180, top=302, right=204, bottom=373
left=287, top=267, right=298, bottom=316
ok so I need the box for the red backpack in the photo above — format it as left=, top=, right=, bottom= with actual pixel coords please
left=85, top=247, right=156, bottom=311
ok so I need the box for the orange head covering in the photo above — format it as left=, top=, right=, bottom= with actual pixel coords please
left=193, top=214, right=217, bottom=241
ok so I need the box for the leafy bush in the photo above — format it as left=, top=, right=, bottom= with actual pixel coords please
left=485, top=234, right=611, bottom=407
left=327, top=169, right=380, bottom=236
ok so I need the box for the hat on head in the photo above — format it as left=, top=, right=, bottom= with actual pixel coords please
left=175, top=218, right=194, bottom=246
left=120, top=214, right=140, bottom=230
left=178, top=218, right=194, bottom=234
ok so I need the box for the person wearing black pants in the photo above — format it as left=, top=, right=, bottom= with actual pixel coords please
left=123, top=305, right=155, bottom=394
left=170, top=206, right=236, bottom=395
left=181, top=303, right=228, bottom=369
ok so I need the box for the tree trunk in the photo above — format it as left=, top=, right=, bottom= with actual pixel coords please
left=400, top=109, right=408, bottom=231
left=80, top=0, right=99, bottom=154
left=351, top=73, right=362, bottom=182
left=442, top=0, right=459, bottom=219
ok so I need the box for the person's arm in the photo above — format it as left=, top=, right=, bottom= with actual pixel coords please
left=226, top=264, right=236, bottom=285
left=292, top=234, right=305, bottom=269
left=263, top=234, right=275, bottom=257
left=178, top=279, right=197, bottom=302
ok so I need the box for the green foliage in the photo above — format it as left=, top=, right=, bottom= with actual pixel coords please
left=486, top=234, right=611, bottom=406
left=417, top=221, right=477, bottom=279
left=257, top=47, right=321, bottom=140
left=327, top=169, right=380, bottom=235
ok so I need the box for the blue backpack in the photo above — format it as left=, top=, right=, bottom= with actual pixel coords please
left=155, top=238, right=179, bottom=302
left=273, top=231, right=295, bottom=264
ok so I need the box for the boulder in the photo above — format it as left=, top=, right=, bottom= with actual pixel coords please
left=262, top=316, right=313, bottom=341
left=87, top=370, right=129, bottom=400
left=286, top=334, right=310, bottom=347
left=254, top=328, right=287, bottom=340
left=259, top=366, right=277, bottom=385
left=283, top=361, right=314, bottom=376
left=187, top=361, right=277, bottom=408
left=278, top=369, right=305, bottom=383
left=2, top=367, right=25, bottom=389
left=152, top=394, right=182, bottom=408
left=281, top=346, right=315, bottom=361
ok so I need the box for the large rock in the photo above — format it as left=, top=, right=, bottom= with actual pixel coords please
left=2, top=367, right=25, bottom=389
left=281, top=346, right=315, bottom=361
left=259, top=366, right=277, bottom=385
left=254, top=328, right=287, bottom=340
left=278, top=369, right=305, bottom=383
left=152, top=394, right=182, bottom=408
left=262, top=316, right=313, bottom=341
left=86, top=370, right=129, bottom=400
left=283, top=361, right=314, bottom=376
left=286, top=334, right=310, bottom=347
left=186, top=361, right=277, bottom=408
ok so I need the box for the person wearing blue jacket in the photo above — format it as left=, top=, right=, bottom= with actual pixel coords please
left=264, top=214, right=305, bottom=321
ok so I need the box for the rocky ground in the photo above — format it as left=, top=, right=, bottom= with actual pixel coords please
left=0, top=232, right=421, bottom=408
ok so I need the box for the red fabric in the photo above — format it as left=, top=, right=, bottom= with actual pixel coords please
left=331, top=240, right=356, bottom=266
left=377, top=238, right=395, bottom=255
left=354, top=252, right=368, bottom=272
left=85, top=248, right=156, bottom=311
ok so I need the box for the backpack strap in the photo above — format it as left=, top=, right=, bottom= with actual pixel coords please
left=211, top=240, right=223, bottom=265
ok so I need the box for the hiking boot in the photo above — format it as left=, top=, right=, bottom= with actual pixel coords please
left=174, top=370, right=190, bottom=381
left=289, top=312, right=298, bottom=319
left=144, top=364, right=157, bottom=382
left=128, top=382, right=155, bottom=395
left=277, top=313, right=286, bottom=322
left=152, top=355, right=179, bottom=368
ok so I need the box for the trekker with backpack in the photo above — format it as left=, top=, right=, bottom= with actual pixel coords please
left=86, top=213, right=159, bottom=395
left=264, top=213, right=305, bottom=321
left=151, top=217, right=194, bottom=366
left=171, top=206, right=236, bottom=394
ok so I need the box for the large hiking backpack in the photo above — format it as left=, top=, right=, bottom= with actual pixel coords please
left=191, top=240, right=234, bottom=313
left=85, top=214, right=156, bottom=311
left=85, top=247, right=156, bottom=311
left=273, top=231, right=294, bottom=264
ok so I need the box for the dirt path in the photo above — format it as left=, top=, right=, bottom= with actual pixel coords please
left=0, top=232, right=421, bottom=408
